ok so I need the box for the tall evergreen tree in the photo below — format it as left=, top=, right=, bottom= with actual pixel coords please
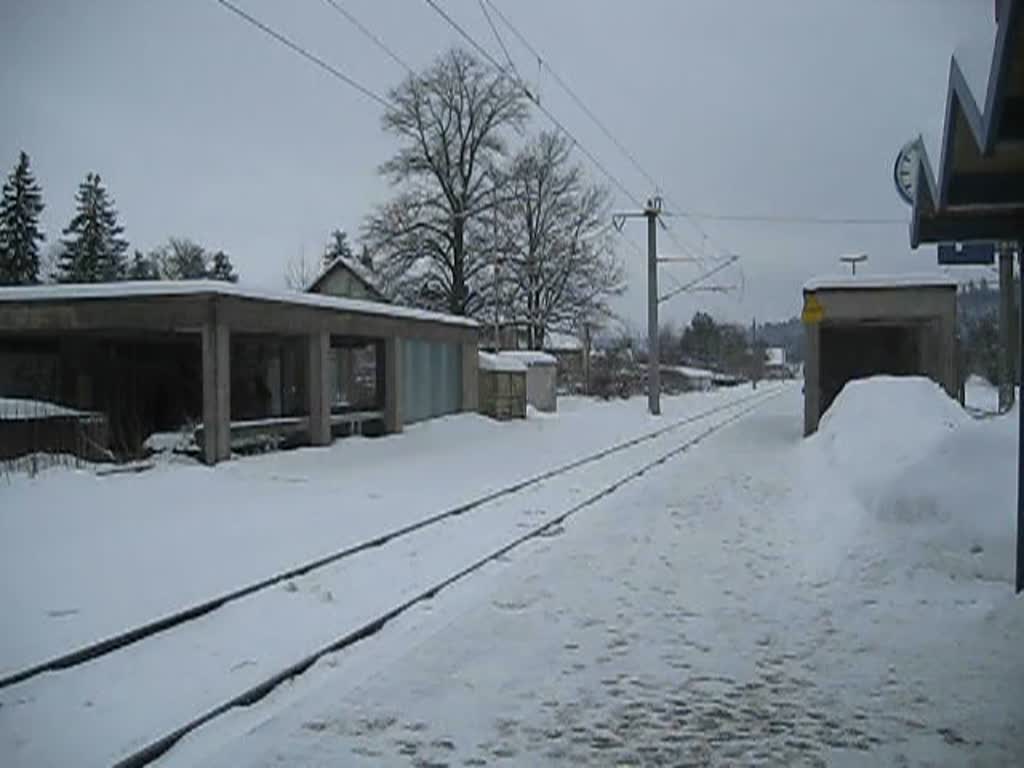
left=208, top=250, right=238, bottom=282
left=0, top=151, right=46, bottom=285
left=57, top=173, right=128, bottom=282
left=322, top=229, right=353, bottom=267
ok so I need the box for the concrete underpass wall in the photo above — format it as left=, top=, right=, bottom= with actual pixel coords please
left=803, top=284, right=957, bottom=435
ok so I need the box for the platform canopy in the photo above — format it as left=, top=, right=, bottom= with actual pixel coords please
left=911, top=0, right=1024, bottom=246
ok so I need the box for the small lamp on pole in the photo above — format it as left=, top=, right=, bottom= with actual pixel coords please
left=840, top=253, right=868, bottom=276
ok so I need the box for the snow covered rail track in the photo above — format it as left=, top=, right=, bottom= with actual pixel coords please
left=111, top=390, right=783, bottom=768
left=0, top=387, right=781, bottom=694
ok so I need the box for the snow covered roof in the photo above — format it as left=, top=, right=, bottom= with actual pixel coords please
left=0, top=397, right=95, bottom=421
left=803, top=273, right=958, bottom=292
left=663, top=365, right=714, bottom=380
left=502, top=350, right=557, bottom=367
left=0, top=280, right=478, bottom=329
left=478, top=351, right=527, bottom=373
left=544, top=331, right=583, bottom=352
left=307, top=255, right=385, bottom=299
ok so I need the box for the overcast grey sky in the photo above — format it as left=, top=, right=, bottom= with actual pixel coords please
left=0, top=0, right=995, bottom=329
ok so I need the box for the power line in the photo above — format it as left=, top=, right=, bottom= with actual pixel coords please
left=662, top=211, right=908, bottom=225
left=320, top=0, right=414, bottom=75
left=420, top=0, right=647, bottom=212
left=477, top=0, right=520, bottom=80
left=213, top=0, right=390, bottom=108
left=480, top=0, right=720, bottom=258
left=423, top=0, right=711, bottom=269
left=481, top=1, right=664, bottom=208
left=659, top=256, right=739, bottom=304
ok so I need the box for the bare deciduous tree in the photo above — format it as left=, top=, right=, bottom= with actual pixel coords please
left=284, top=247, right=317, bottom=291
left=362, top=48, right=528, bottom=316
left=499, top=131, right=624, bottom=349
left=155, top=237, right=207, bottom=279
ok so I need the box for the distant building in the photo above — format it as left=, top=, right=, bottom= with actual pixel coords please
left=763, top=346, right=790, bottom=379
left=307, top=256, right=387, bottom=303
left=802, top=274, right=958, bottom=435
left=544, top=331, right=586, bottom=392
left=0, top=281, right=477, bottom=464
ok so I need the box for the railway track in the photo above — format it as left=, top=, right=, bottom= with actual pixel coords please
left=0, top=386, right=786, bottom=768
left=0, top=386, right=780, bottom=692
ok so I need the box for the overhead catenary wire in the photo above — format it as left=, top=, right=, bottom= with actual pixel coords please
left=218, top=0, right=720, bottom=297
left=320, top=0, right=415, bottom=74
left=478, top=0, right=521, bottom=81
left=425, top=0, right=726, bottom=279
left=212, top=0, right=390, bottom=108
left=421, top=0, right=646, bottom=212
left=322, top=0, right=709, bottom=269
left=480, top=0, right=721, bottom=258
left=659, top=256, right=739, bottom=305
left=662, top=211, right=908, bottom=225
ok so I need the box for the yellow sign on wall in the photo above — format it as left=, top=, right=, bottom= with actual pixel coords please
left=801, top=294, right=824, bottom=324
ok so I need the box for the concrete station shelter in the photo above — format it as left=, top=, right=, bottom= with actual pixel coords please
left=802, top=275, right=958, bottom=436
left=907, top=0, right=1023, bottom=590
left=0, top=281, right=478, bottom=464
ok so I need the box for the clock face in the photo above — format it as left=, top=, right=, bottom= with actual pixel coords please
left=893, top=138, right=921, bottom=206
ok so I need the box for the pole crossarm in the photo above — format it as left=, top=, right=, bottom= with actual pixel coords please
left=658, top=256, right=739, bottom=304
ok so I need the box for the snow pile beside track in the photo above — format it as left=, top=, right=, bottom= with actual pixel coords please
left=807, top=376, right=1016, bottom=585
left=815, top=376, right=968, bottom=497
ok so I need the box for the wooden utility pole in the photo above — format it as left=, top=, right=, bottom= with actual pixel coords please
left=999, top=242, right=1015, bottom=411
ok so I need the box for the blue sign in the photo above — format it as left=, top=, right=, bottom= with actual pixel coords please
left=937, top=242, right=995, bottom=265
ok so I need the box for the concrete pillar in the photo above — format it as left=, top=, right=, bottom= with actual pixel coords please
left=201, top=321, right=231, bottom=464
left=803, top=321, right=820, bottom=436
left=382, top=337, right=403, bottom=433
left=999, top=245, right=1016, bottom=411
left=306, top=331, right=331, bottom=446
left=461, top=340, right=479, bottom=412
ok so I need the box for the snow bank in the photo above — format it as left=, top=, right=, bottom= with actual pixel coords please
left=874, top=406, right=1017, bottom=584
left=806, top=375, right=1016, bottom=586
left=814, top=376, right=967, bottom=495
left=965, top=374, right=999, bottom=413
left=0, top=397, right=92, bottom=420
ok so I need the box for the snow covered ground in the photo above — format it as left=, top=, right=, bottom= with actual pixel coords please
left=163, top=379, right=1021, bottom=767
left=2, top=377, right=1021, bottom=767
left=0, top=386, right=764, bottom=679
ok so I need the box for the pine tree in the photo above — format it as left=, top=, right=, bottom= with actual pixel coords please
left=57, top=173, right=128, bottom=282
left=127, top=249, right=160, bottom=280
left=208, top=250, right=238, bottom=282
left=0, top=151, right=46, bottom=285
left=323, top=229, right=353, bottom=267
